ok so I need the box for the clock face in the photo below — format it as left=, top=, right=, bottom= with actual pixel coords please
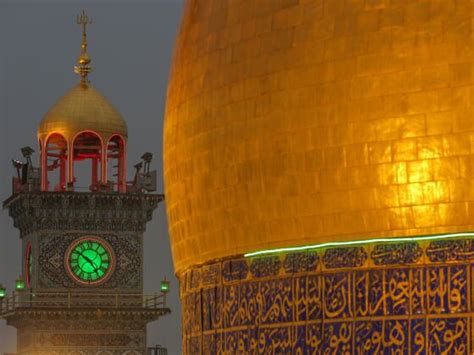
left=65, top=237, right=115, bottom=286
left=25, top=242, right=32, bottom=287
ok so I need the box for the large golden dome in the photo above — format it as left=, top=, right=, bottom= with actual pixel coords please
left=165, top=0, right=474, bottom=273
left=38, top=82, right=127, bottom=142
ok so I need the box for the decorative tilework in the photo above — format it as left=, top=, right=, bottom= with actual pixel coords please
left=385, top=268, right=410, bottom=315
left=371, top=242, right=423, bottom=265
left=428, top=318, right=468, bottom=353
left=249, top=256, right=281, bottom=278
left=410, top=319, right=426, bottom=353
left=180, top=243, right=474, bottom=353
left=222, top=259, right=248, bottom=282
left=323, top=273, right=352, bottom=319
left=307, top=275, right=322, bottom=321
left=283, top=252, right=318, bottom=273
left=322, top=246, right=367, bottom=269
left=260, top=279, right=293, bottom=324
left=223, top=284, right=239, bottom=328
left=427, top=239, right=474, bottom=262
left=322, top=322, right=352, bottom=353
left=202, top=287, right=222, bottom=331
left=355, top=320, right=408, bottom=353
left=239, top=282, right=259, bottom=326
left=201, top=263, right=221, bottom=287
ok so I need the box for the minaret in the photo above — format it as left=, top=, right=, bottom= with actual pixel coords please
left=0, top=11, right=170, bottom=354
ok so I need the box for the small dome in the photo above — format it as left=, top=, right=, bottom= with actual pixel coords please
left=38, top=82, right=127, bottom=142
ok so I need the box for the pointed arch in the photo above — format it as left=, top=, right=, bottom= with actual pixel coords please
left=71, top=130, right=104, bottom=191
left=43, top=132, right=68, bottom=191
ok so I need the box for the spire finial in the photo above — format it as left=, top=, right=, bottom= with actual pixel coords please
left=74, top=10, right=93, bottom=83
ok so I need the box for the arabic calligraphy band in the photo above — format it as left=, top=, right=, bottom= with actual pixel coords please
left=180, top=239, right=474, bottom=353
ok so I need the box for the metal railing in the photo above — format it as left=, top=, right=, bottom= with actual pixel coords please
left=0, top=290, right=168, bottom=317
left=148, top=345, right=167, bottom=355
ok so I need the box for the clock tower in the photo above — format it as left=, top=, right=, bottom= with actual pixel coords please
left=0, top=11, right=170, bottom=354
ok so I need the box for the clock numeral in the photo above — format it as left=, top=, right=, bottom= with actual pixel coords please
left=77, top=259, right=86, bottom=269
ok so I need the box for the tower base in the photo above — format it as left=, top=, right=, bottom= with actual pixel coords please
left=4, top=308, right=170, bottom=355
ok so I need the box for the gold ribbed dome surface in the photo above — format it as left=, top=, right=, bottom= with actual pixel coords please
left=38, top=82, right=127, bottom=141
left=165, top=0, right=474, bottom=273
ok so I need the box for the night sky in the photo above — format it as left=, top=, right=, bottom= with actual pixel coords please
left=0, top=1, right=184, bottom=353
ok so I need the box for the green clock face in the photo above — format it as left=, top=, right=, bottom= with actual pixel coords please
left=66, top=237, right=114, bottom=285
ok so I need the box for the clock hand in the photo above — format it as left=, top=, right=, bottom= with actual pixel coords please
left=80, top=252, right=100, bottom=271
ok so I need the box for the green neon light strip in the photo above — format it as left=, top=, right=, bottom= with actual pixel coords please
left=244, top=232, right=474, bottom=258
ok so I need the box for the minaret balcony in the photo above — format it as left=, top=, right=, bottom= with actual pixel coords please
left=0, top=290, right=171, bottom=319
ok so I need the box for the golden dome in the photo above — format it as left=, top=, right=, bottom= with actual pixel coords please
left=39, top=10, right=126, bottom=142
left=38, top=82, right=127, bottom=141
left=165, top=0, right=474, bottom=273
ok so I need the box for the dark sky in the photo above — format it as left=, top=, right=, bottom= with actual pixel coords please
left=0, top=0, right=184, bottom=353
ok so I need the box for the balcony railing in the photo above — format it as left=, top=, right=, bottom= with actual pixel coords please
left=0, top=290, right=168, bottom=317
left=148, top=345, right=168, bottom=355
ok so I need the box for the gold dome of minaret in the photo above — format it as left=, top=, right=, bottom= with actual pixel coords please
left=38, top=84, right=128, bottom=142
left=38, top=10, right=127, bottom=143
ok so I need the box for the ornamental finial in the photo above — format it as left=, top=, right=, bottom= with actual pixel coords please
left=74, top=10, right=93, bottom=82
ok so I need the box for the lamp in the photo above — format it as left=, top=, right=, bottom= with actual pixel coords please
left=15, top=277, right=26, bottom=291
left=0, top=284, right=6, bottom=299
left=21, top=146, right=35, bottom=158
left=160, top=277, right=170, bottom=293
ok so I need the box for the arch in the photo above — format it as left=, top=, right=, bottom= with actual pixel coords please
left=71, top=130, right=104, bottom=191
left=107, top=134, right=127, bottom=192
left=43, top=132, right=68, bottom=191
left=24, top=242, right=32, bottom=288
